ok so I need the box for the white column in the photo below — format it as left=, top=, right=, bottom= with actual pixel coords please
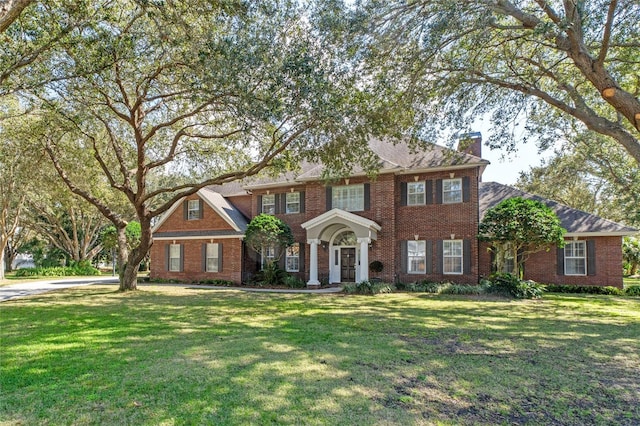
left=307, top=239, right=321, bottom=286
left=358, top=237, right=370, bottom=283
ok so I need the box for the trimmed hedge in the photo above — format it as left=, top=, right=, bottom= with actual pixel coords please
left=545, top=284, right=624, bottom=296
left=14, top=263, right=100, bottom=277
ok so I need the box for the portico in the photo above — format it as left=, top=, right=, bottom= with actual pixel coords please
left=301, top=209, right=381, bottom=287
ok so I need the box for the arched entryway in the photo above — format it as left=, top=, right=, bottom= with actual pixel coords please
left=301, top=208, right=381, bottom=287
left=330, top=230, right=358, bottom=283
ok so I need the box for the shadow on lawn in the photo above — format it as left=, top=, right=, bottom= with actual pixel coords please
left=1, top=288, right=639, bottom=425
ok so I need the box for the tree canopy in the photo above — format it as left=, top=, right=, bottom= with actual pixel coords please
left=478, top=197, right=566, bottom=278
left=353, top=1, right=640, bottom=162
left=7, top=0, right=396, bottom=290
left=244, top=214, right=295, bottom=263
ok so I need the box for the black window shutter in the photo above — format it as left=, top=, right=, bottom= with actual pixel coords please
left=463, top=239, right=471, bottom=274
left=198, top=199, right=204, bottom=219
left=165, top=244, right=170, bottom=271
left=400, top=241, right=408, bottom=273
left=179, top=244, right=184, bottom=272
left=425, top=240, right=432, bottom=274
left=299, top=243, right=305, bottom=271
left=274, top=194, right=280, bottom=214
left=490, top=248, right=496, bottom=273
left=435, top=240, right=443, bottom=273
left=462, top=177, right=471, bottom=202
left=326, top=186, right=332, bottom=210
left=278, top=246, right=286, bottom=270
left=587, top=240, right=596, bottom=276
left=257, top=195, right=263, bottom=214
left=218, top=243, right=223, bottom=272
left=183, top=200, right=188, bottom=220
left=364, top=183, right=371, bottom=211
left=299, top=191, right=305, bottom=213
left=202, top=243, right=207, bottom=272
left=400, top=182, right=407, bottom=206
left=426, top=180, right=433, bottom=204
left=557, top=246, right=565, bottom=276
left=435, top=179, right=443, bottom=204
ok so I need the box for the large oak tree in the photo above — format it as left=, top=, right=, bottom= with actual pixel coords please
left=354, top=1, right=640, bottom=162
left=25, top=0, right=396, bottom=290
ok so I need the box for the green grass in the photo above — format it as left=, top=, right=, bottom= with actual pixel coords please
left=624, top=276, right=640, bottom=288
left=1, top=287, right=639, bottom=425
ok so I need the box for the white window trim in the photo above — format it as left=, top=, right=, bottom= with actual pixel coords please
left=169, top=243, right=181, bottom=272
left=565, top=240, right=587, bottom=276
left=262, top=194, right=275, bottom=214
left=443, top=178, right=462, bottom=204
left=206, top=243, right=219, bottom=273
left=285, top=243, right=300, bottom=272
left=443, top=240, right=463, bottom=275
left=407, top=181, right=426, bottom=206
left=407, top=240, right=427, bottom=274
left=332, top=184, right=364, bottom=212
left=187, top=200, right=200, bottom=220
left=286, top=192, right=300, bottom=214
left=261, top=245, right=276, bottom=269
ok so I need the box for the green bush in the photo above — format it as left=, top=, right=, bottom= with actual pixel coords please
left=254, top=262, right=287, bottom=286
left=545, top=284, right=624, bottom=295
left=283, top=275, right=306, bottom=289
left=439, top=284, right=486, bottom=295
left=199, top=279, right=235, bottom=286
left=486, top=273, right=545, bottom=299
left=625, top=285, right=640, bottom=296
left=343, top=281, right=395, bottom=295
left=14, top=262, right=100, bottom=278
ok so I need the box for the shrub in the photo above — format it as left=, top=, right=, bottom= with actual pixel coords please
left=486, top=273, right=545, bottom=299
left=343, top=281, right=395, bottom=295
left=545, top=284, right=624, bottom=295
left=626, top=286, right=640, bottom=296
left=199, top=279, right=234, bottom=286
left=254, top=262, right=287, bottom=287
left=439, top=284, right=486, bottom=295
left=283, top=275, right=306, bottom=289
left=14, top=263, right=100, bottom=278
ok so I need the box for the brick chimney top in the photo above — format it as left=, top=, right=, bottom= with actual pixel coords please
left=458, top=132, right=482, bottom=158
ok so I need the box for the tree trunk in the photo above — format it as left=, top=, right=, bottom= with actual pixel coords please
left=0, top=247, right=5, bottom=280
left=4, top=245, right=15, bottom=273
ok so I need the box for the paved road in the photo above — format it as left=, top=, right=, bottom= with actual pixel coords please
left=0, top=277, right=343, bottom=302
left=0, top=276, right=119, bottom=302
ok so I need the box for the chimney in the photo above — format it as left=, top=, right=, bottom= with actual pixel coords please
left=458, top=132, right=482, bottom=158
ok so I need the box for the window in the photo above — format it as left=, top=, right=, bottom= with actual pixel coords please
left=443, top=240, right=463, bottom=274
left=332, top=184, right=364, bottom=211
left=262, top=194, right=275, bottom=214
left=407, top=181, right=426, bottom=206
left=565, top=241, right=586, bottom=275
left=443, top=178, right=462, bottom=204
left=169, top=244, right=181, bottom=272
left=187, top=200, right=200, bottom=220
left=286, top=243, right=300, bottom=272
left=206, top=243, right=219, bottom=273
left=408, top=240, right=426, bottom=274
left=286, top=192, right=300, bottom=214
left=261, top=245, right=276, bottom=268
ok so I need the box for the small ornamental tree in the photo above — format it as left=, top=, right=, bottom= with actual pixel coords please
left=244, top=214, right=294, bottom=267
left=478, top=197, right=566, bottom=279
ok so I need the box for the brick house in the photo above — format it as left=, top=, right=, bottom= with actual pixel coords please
left=150, top=135, right=636, bottom=288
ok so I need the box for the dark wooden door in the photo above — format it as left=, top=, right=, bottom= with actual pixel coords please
left=340, top=248, right=356, bottom=282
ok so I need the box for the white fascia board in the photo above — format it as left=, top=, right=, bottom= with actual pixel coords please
left=153, top=235, right=244, bottom=241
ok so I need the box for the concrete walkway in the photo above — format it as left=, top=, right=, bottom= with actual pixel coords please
left=0, top=277, right=343, bottom=302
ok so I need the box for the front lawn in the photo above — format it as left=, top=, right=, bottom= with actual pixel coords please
left=1, top=286, right=639, bottom=425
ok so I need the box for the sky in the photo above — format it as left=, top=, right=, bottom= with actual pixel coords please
left=480, top=140, right=548, bottom=185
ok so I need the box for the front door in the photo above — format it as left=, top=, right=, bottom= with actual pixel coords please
left=340, top=248, right=356, bottom=282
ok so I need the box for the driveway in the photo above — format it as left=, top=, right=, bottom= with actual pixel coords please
left=0, top=276, right=119, bottom=302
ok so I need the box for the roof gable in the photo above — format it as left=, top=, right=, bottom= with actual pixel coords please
left=479, top=182, right=636, bottom=236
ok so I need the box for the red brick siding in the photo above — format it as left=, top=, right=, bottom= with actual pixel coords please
left=479, top=237, right=624, bottom=288
left=156, top=194, right=235, bottom=233
left=395, top=169, right=480, bottom=284
left=149, top=238, right=243, bottom=283
left=227, top=194, right=252, bottom=219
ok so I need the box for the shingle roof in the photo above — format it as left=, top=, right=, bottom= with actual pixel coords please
left=198, top=187, right=249, bottom=232
left=208, top=138, right=489, bottom=191
left=479, top=181, right=636, bottom=235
